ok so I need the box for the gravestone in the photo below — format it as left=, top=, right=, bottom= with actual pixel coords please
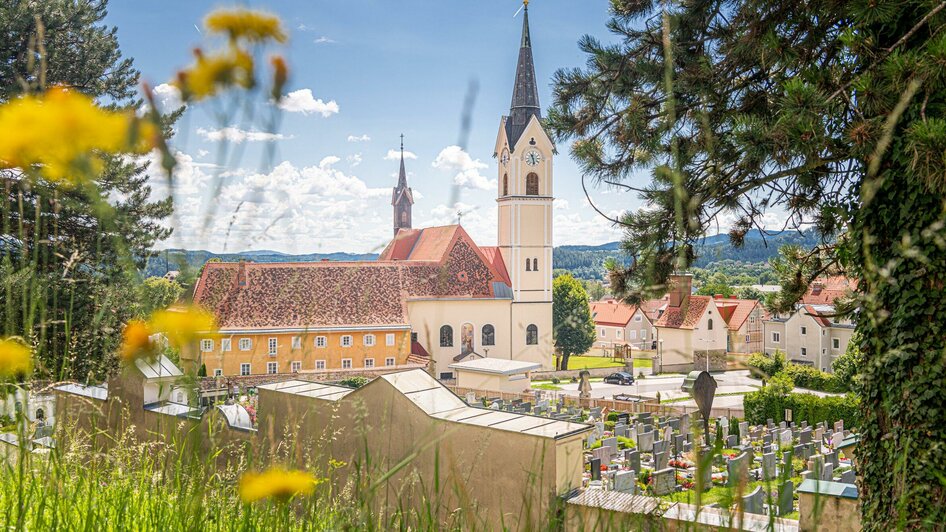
left=767, top=418, right=775, bottom=429
left=591, top=458, right=601, bottom=480
left=668, top=417, right=680, bottom=431
left=782, top=450, right=793, bottom=478
left=834, top=420, right=844, bottom=433
left=825, top=450, right=839, bottom=468
left=586, top=432, right=597, bottom=448
left=822, top=463, right=834, bottom=481
left=625, top=449, right=640, bottom=472
left=762, top=452, right=777, bottom=480
left=602, top=437, right=618, bottom=454
left=614, top=423, right=627, bottom=438
left=799, top=428, right=812, bottom=445
left=654, top=451, right=668, bottom=470
left=719, top=416, right=730, bottom=434
left=801, top=421, right=808, bottom=429
left=663, top=425, right=673, bottom=443
left=617, top=412, right=630, bottom=424
left=809, top=455, right=824, bottom=479
left=613, top=470, right=637, bottom=494
left=739, top=421, right=749, bottom=443
left=465, top=391, right=477, bottom=403
left=763, top=433, right=773, bottom=446
left=589, top=406, right=603, bottom=419
left=592, top=446, right=610, bottom=464
left=779, top=429, right=793, bottom=446
left=673, top=434, right=684, bottom=456
left=653, top=468, right=676, bottom=495
left=839, top=469, right=856, bottom=484
left=595, top=422, right=605, bottom=439
left=831, top=431, right=844, bottom=449
left=801, top=470, right=813, bottom=480
left=728, top=451, right=750, bottom=487
left=815, top=427, right=824, bottom=443
left=778, top=480, right=794, bottom=516
left=794, top=444, right=807, bottom=459
left=742, top=486, right=766, bottom=515
left=653, top=439, right=669, bottom=455
left=779, top=421, right=787, bottom=430
left=637, top=430, right=655, bottom=453
left=750, top=427, right=763, bottom=440
left=726, top=434, right=738, bottom=448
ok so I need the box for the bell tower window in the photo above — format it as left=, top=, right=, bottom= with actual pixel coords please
left=526, top=173, right=539, bottom=195
left=502, top=174, right=508, bottom=196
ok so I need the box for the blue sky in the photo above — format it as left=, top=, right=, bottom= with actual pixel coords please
left=107, top=1, right=640, bottom=254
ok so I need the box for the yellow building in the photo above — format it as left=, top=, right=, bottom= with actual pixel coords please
left=192, top=5, right=556, bottom=377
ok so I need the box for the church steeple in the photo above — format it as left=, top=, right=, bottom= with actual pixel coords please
left=506, top=1, right=541, bottom=149
left=392, top=134, right=414, bottom=236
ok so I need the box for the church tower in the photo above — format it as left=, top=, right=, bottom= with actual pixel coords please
left=391, top=135, right=414, bottom=236
left=495, top=1, right=554, bottom=366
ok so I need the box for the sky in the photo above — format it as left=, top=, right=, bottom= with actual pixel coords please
left=105, top=1, right=641, bottom=254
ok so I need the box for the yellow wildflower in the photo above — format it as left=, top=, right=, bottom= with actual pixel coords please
left=174, top=48, right=255, bottom=102
left=238, top=467, right=320, bottom=503
left=205, top=9, right=287, bottom=44
left=121, top=320, right=154, bottom=362
left=149, top=305, right=217, bottom=350
left=0, top=338, right=32, bottom=380
left=270, top=55, right=288, bottom=101
left=0, top=88, right=157, bottom=182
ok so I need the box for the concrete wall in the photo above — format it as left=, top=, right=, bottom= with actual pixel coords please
left=455, top=370, right=532, bottom=394
left=799, top=492, right=861, bottom=531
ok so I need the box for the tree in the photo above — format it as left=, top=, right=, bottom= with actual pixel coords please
left=832, top=332, right=864, bottom=392
left=139, top=277, right=185, bottom=317
left=736, top=286, right=764, bottom=302
left=695, top=272, right=734, bottom=297
left=549, top=1, right=946, bottom=524
left=552, top=274, right=596, bottom=370
left=1, top=1, right=174, bottom=380
left=581, top=279, right=607, bottom=302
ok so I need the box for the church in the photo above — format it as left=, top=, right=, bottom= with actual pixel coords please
left=192, top=5, right=555, bottom=378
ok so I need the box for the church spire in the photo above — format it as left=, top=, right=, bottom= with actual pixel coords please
left=392, top=133, right=413, bottom=236
left=506, top=1, right=541, bottom=148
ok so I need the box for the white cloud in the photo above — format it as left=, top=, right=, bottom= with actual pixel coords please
left=384, top=149, right=417, bottom=160
left=197, top=127, right=292, bottom=144
left=431, top=145, right=495, bottom=190
left=347, top=153, right=362, bottom=167
left=554, top=198, right=570, bottom=210
left=347, top=134, right=371, bottom=142
left=197, top=149, right=209, bottom=158
left=278, top=89, right=339, bottom=117
left=152, top=83, right=182, bottom=112
left=314, top=36, right=335, bottom=44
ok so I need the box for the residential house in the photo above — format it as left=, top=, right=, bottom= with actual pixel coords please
left=714, top=295, right=764, bottom=353
left=765, top=304, right=854, bottom=372
left=589, top=299, right=656, bottom=351
left=654, top=275, right=729, bottom=371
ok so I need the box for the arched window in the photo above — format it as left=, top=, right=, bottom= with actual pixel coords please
left=400, top=210, right=408, bottom=224
left=525, top=259, right=531, bottom=272
left=482, top=324, right=495, bottom=346
left=526, top=173, right=539, bottom=195
left=532, top=258, right=538, bottom=271
left=440, top=325, right=453, bottom=347
left=502, top=174, right=508, bottom=196
left=35, top=408, right=44, bottom=420
left=707, top=318, right=713, bottom=330
left=461, top=323, right=474, bottom=355
left=526, top=324, right=538, bottom=345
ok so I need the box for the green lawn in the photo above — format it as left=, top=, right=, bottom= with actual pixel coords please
left=659, top=476, right=802, bottom=514
left=563, top=355, right=652, bottom=371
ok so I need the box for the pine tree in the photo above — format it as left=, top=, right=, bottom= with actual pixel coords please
left=552, top=274, right=596, bottom=370
left=548, top=0, right=946, bottom=525
left=1, top=0, right=174, bottom=380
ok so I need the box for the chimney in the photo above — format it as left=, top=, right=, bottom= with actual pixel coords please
left=667, top=274, right=692, bottom=308
left=235, top=260, right=248, bottom=288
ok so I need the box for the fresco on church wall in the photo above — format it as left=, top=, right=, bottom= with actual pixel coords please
left=461, top=323, right=474, bottom=355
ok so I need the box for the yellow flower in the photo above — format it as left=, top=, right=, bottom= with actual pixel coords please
left=149, top=305, right=218, bottom=350
left=0, top=338, right=33, bottom=380
left=238, top=467, right=320, bottom=503
left=0, top=88, right=158, bottom=182
left=121, top=320, right=154, bottom=362
left=270, top=55, right=288, bottom=101
left=205, top=9, right=287, bottom=44
left=174, top=48, right=255, bottom=102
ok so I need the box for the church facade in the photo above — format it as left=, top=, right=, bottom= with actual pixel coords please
left=193, top=5, right=555, bottom=378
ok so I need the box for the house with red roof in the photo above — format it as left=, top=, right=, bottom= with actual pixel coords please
left=653, top=275, right=729, bottom=371
left=589, top=299, right=656, bottom=351
left=713, top=295, right=764, bottom=353
left=191, top=11, right=556, bottom=378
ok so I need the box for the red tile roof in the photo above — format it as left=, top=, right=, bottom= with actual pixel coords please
left=713, top=297, right=760, bottom=330
left=802, top=305, right=834, bottom=327
left=640, top=298, right=667, bottom=322
left=479, top=246, right=511, bottom=285
left=590, top=300, right=638, bottom=327
left=195, top=227, right=511, bottom=330
left=380, top=225, right=458, bottom=262
left=801, top=275, right=855, bottom=305
left=654, top=296, right=711, bottom=329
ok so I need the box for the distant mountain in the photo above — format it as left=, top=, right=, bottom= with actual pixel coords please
left=143, top=249, right=380, bottom=278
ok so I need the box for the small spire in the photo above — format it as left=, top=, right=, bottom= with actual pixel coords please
left=397, top=134, right=408, bottom=189
left=400, top=133, right=404, bottom=154
left=506, top=0, right=541, bottom=148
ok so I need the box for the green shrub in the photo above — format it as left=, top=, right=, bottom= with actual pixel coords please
left=746, top=351, right=785, bottom=379
left=617, top=436, right=636, bottom=449
left=782, top=363, right=848, bottom=393
left=339, top=376, right=369, bottom=388
left=607, top=411, right=620, bottom=422
left=744, top=389, right=860, bottom=428
left=551, top=377, right=560, bottom=384
left=604, top=420, right=616, bottom=432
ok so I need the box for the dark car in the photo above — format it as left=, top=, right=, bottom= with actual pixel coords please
left=603, top=372, right=635, bottom=385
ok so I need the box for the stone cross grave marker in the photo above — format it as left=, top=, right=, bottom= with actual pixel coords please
left=653, top=468, right=676, bottom=495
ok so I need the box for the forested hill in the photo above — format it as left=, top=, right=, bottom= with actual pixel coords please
left=144, top=229, right=823, bottom=281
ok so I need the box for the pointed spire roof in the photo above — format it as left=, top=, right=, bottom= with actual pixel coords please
left=506, top=2, right=541, bottom=149
left=397, top=133, right=408, bottom=189
left=392, top=133, right=413, bottom=206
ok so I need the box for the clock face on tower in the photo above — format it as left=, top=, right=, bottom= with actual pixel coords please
left=525, top=150, right=542, bottom=166
left=501, top=149, right=510, bottom=166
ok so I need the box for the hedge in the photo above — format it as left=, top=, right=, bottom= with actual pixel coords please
left=743, top=389, right=860, bottom=429
left=746, top=352, right=784, bottom=379
left=746, top=352, right=849, bottom=393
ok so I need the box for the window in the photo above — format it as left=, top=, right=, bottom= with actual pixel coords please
left=641, top=329, right=647, bottom=340
left=502, top=174, right=508, bottom=196
left=364, top=358, right=375, bottom=368
left=634, top=315, right=642, bottom=322
left=707, top=319, right=713, bottom=331
left=342, top=359, right=352, bottom=369
left=800, top=326, right=807, bottom=336
left=291, top=336, right=302, bottom=350
left=801, top=347, right=808, bottom=357
left=440, top=372, right=454, bottom=380
left=532, top=258, right=538, bottom=272
left=268, top=337, right=278, bottom=356
left=386, top=333, right=395, bottom=346
left=628, top=330, right=635, bottom=340
left=341, top=335, right=353, bottom=347
left=600, top=328, right=606, bottom=337
left=745, top=334, right=750, bottom=343
left=833, top=338, right=840, bottom=349
left=772, top=332, right=781, bottom=343
left=385, top=357, right=395, bottom=366
left=364, top=334, right=376, bottom=347
left=213, top=368, right=223, bottom=377
left=221, top=338, right=232, bottom=352
left=440, top=325, right=453, bottom=347
left=526, top=172, right=539, bottom=195
left=291, top=361, right=301, bottom=373
left=749, top=316, right=755, bottom=324
left=525, top=259, right=531, bottom=272
left=267, top=362, right=278, bottom=374
left=482, top=324, right=495, bottom=346
left=526, top=324, right=538, bottom=345
left=315, top=360, right=326, bottom=370
left=239, top=338, right=252, bottom=351
left=240, top=363, right=251, bottom=376
left=315, top=336, right=327, bottom=348
left=411, top=332, right=418, bottom=342
left=200, top=339, right=214, bottom=352
left=400, top=210, right=408, bottom=224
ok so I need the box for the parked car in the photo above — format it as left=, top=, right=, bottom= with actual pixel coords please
left=603, top=372, right=635, bottom=385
